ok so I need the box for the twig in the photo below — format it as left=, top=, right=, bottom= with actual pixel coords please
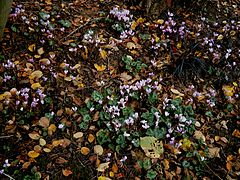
left=205, top=162, right=223, bottom=180
left=0, top=135, right=14, bottom=139
left=60, top=17, right=105, bottom=42
left=2, top=172, right=15, bottom=180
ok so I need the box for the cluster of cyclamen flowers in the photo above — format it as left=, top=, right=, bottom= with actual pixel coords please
left=110, top=7, right=134, bottom=39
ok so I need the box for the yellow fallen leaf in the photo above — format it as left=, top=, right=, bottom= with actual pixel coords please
left=222, top=85, right=235, bottom=96
left=37, top=47, right=44, bottom=55
left=28, top=150, right=40, bottom=158
left=29, top=70, right=43, bottom=80
left=180, top=138, right=192, bottom=151
left=109, top=171, right=114, bottom=178
left=81, top=147, right=90, bottom=155
left=94, top=64, right=106, bottom=72
left=22, top=162, right=31, bottom=169
left=43, top=148, right=51, bottom=153
left=52, top=140, right=61, bottom=147
left=39, top=138, right=46, bottom=146
left=100, top=49, right=107, bottom=60
left=88, top=134, right=95, bottom=143
left=217, top=34, right=223, bottom=40
left=39, top=117, right=50, bottom=128
left=39, top=58, right=50, bottom=65
left=170, top=88, right=184, bottom=96
left=48, top=124, right=57, bottom=136
left=156, top=19, right=164, bottom=24
left=97, top=162, right=110, bottom=172
left=64, top=77, right=72, bottom=81
left=31, top=83, right=41, bottom=90
left=34, top=145, right=42, bottom=153
left=126, top=42, right=136, bottom=50
left=28, top=44, right=36, bottom=52
left=98, top=176, right=112, bottom=180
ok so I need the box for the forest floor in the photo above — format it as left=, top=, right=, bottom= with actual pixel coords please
left=0, top=0, right=240, bottom=179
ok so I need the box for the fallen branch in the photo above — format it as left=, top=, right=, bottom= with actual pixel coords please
left=0, top=135, right=14, bottom=139
left=60, top=17, right=105, bottom=42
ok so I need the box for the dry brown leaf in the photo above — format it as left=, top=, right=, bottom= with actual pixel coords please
left=120, top=72, right=132, bottom=82
left=73, top=132, right=83, bottom=139
left=28, top=132, right=41, bottom=140
left=208, top=147, right=220, bottom=158
left=94, top=145, right=103, bottom=156
left=34, top=145, right=42, bottom=153
left=56, top=157, right=68, bottom=164
left=93, top=111, right=99, bottom=121
left=226, top=162, right=232, bottom=172
left=81, top=147, right=90, bottom=155
left=39, top=117, right=50, bottom=128
left=194, top=130, right=206, bottom=142
left=232, top=129, right=240, bottom=138
left=60, top=138, right=71, bottom=148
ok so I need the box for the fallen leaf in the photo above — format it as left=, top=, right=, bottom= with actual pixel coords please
left=120, top=72, right=132, bottom=82
left=217, top=34, right=223, bottom=40
left=81, top=147, right=90, bottom=155
left=88, top=134, right=95, bottom=143
left=140, top=136, right=164, bottom=158
left=60, top=138, right=71, bottom=148
left=48, top=124, right=57, bottom=135
left=39, top=117, right=50, bottom=128
left=126, top=42, right=136, bottom=50
left=73, top=132, right=83, bottom=139
left=222, top=85, right=235, bottom=96
left=194, top=131, right=206, bottom=142
left=226, top=162, right=232, bottom=172
left=22, top=162, right=31, bottom=169
left=28, top=150, right=40, bottom=158
left=94, top=145, right=104, bottom=156
left=208, top=147, right=220, bottom=158
left=29, top=70, right=43, bottom=80
left=52, top=140, right=61, bottom=147
left=94, top=64, right=106, bottom=72
left=97, top=162, right=110, bottom=172
left=232, top=129, right=240, bottom=138
left=28, top=132, right=41, bottom=140
left=170, top=88, right=184, bottom=96
left=39, top=138, right=46, bottom=146
left=56, top=157, right=68, bottom=164
left=31, top=82, right=41, bottom=89
left=39, top=58, right=50, bottom=65
left=37, top=47, right=44, bottom=55
left=34, top=145, right=42, bottom=153
left=100, top=49, right=107, bottom=59
left=98, top=176, right=112, bottom=180
left=28, top=44, right=36, bottom=52
left=62, top=169, right=72, bottom=177
left=112, top=163, right=118, bottom=173
left=180, top=138, right=192, bottom=151
left=43, top=148, right=51, bottom=153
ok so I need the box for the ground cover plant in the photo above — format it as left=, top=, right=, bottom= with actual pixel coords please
left=0, top=0, right=239, bottom=179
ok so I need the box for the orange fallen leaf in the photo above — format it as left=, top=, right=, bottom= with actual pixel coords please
left=112, top=163, right=118, bottom=173
left=81, top=147, right=90, bottom=155
left=88, top=134, right=95, bottom=143
left=28, top=150, right=40, bottom=158
left=48, top=124, right=57, bottom=136
left=62, top=169, right=73, bottom=177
